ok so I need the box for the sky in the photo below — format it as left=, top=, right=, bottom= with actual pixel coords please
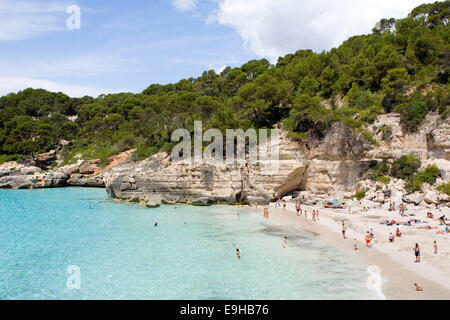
left=0, top=0, right=436, bottom=97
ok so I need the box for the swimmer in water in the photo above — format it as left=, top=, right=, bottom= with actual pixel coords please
left=154, top=221, right=158, bottom=227
left=282, top=237, right=287, bottom=248
left=236, top=249, right=240, bottom=259
left=184, top=221, right=187, bottom=226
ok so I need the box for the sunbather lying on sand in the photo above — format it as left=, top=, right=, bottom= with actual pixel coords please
left=414, top=283, right=423, bottom=291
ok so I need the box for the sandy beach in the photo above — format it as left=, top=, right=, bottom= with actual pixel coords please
left=247, top=201, right=450, bottom=300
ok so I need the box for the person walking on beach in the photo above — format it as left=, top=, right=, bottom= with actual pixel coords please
left=295, top=202, right=301, bottom=216
left=304, top=210, right=308, bottom=223
left=365, top=232, right=372, bottom=247
left=413, top=243, right=420, bottom=262
left=353, top=238, right=358, bottom=250
left=433, top=241, right=438, bottom=254
left=316, top=210, right=319, bottom=221
left=236, top=249, right=240, bottom=259
left=342, top=224, right=346, bottom=239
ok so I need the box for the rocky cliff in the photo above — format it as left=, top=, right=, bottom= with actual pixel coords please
left=1, top=113, right=449, bottom=208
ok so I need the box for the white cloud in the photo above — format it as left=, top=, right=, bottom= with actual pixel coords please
left=0, top=0, right=71, bottom=40
left=0, top=76, right=112, bottom=97
left=172, top=0, right=197, bottom=11
left=209, top=0, right=436, bottom=62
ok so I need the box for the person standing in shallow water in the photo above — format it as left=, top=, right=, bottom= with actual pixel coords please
left=342, top=224, right=346, bottom=239
left=282, top=237, right=287, bottom=248
left=236, top=249, right=240, bottom=259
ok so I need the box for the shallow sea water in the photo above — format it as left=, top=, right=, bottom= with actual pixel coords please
left=0, top=188, right=379, bottom=299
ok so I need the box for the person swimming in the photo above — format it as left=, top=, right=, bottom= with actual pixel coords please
left=154, top=221, right=158, bottom=227
left=236, top=249, right=240, bottom=259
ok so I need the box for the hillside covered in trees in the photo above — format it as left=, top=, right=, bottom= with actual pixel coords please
left=0, top=1, right=449, bottom=167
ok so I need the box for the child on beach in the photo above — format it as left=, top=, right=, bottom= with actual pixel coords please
left=365, top=232, right=372, bottom=247
left=433, top=241, right=438, bottom=254
left=413, top=243, right=420, bottom=262
left=389, top=232, right=395, bottom=242
left=353, top=238, right=358, bottom=250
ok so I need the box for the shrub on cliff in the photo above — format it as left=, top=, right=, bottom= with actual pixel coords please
left=353, top=190, right=367, bottom=200
left=405, top=164, right=441, bottom=192
left=390, top=155, right=421, bottom=180
left=436, top=183, right=450, bottom=196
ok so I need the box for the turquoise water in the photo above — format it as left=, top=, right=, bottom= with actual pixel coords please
left=0, top=188, right=378, bottom=299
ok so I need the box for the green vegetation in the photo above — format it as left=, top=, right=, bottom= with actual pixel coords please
left=436, top=183, right=450, bottom=195
left=0, top=2, right=449, bottom=164
left=390, top=154, right=422, bottom=180
left=406, top=164, right=442, bottom=191
left=368, top=156, right=442, bottom=192
left=376, top=176, right=391, bottom=184
left=368, top=159, right=391, bottom=180
left=353, top=189, right=367, bottom=200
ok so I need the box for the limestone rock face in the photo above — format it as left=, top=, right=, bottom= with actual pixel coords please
left=66, top=174, right=105, bottom=187
left=1, top=114, right=449, bottom=207
left=101, top=115, right=450, bottom=204
left=79, top=159, right=101, bottom=175
left=403, top=192, right=425, bottom=205
left=35, top=150, right=57, bottom=168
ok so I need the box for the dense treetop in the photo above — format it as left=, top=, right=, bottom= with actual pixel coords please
left=0, top=1, right=449, bottom=166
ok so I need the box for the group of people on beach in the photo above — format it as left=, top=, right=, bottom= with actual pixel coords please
left=239, top=198, right=446, bottom=293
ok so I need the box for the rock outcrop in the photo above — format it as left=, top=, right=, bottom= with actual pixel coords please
left=1, top=114, right=449, bottom=208
left=103, top=113, right=449, bottom=206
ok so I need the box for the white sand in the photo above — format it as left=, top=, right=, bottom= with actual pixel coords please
left=250, top=201, right=450, bottom=300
